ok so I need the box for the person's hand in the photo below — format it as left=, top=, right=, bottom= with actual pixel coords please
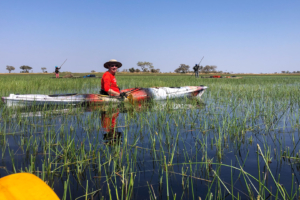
left=120, top=92, right=128, bottom=98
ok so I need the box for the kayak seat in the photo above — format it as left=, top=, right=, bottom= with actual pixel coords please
left=48, top=93, right=77, bottom=97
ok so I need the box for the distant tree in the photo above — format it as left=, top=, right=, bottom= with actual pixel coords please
left=41, top=67, right=47, bottom=73
left=201, top=66, right=208, bottom=73
left=210, top=65, right=217, bottom=73
left=281, top=71, right=285, bottom=73
left=129, top=68, right=135, bottom=73
left=174, top=64, right=190, bottom=73
left=91, top=70, right=96, bottom=73
left=137, top=62, right=153, bottom=72
left=122, top=69, right=128, bottom=72
left=199, top=65, right=204, bottom=72
left=135, top=68, right=141, bottom=73
left=150, top=68, right=160, bottom=73
left=20, top=65, right=32, bottom=73
left=151, top=68, right=160, bottom=73
left=201, top=65, right=217, bottom=74
left=6, top=65, right=15, bottom=73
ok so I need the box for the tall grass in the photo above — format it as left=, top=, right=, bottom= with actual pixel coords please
left=0, top=74, right=299, bottom=199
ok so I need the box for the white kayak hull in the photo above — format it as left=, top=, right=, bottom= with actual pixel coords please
left=2, top=86, right=207, bottom=107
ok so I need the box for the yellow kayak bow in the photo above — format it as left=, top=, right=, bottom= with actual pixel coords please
left=0, top=173, right=59, bottom=200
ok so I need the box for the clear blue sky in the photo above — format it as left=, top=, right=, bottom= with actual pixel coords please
left=1, top=0, right=299, bottom=73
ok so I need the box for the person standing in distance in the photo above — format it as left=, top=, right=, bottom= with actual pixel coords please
left=100, top=59, right=127, bottom=97
left=193, top=64, right=200, bottom=78
left=55, top=66, right=61, bottom=78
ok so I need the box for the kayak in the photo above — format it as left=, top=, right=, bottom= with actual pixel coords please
left=1, top=86, right=207, bottom=107
left=0, top=173, right=59, bottom=200
left=2, top=86, right=207, bottom=107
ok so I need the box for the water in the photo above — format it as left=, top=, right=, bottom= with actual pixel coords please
left=0, top=95, right=299, bottom=199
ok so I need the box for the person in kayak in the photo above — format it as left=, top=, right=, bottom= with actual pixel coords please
left=100, top=59, right=127, bottom=97
left=55, top=66, right=61, bottom=78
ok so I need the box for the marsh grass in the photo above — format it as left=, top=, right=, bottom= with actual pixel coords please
left=0, top=74, right=300, bottom=199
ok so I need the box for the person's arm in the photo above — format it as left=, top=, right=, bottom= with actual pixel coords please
left=107, top=89, right=120, bottom=96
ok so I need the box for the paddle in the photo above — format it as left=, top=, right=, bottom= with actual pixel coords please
left=59, top=59, right=67, bottom=68
left=0, top=173, right=59, bottom=200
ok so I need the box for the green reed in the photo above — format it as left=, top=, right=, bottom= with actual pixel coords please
left=0, top=74, right=300, bottom=199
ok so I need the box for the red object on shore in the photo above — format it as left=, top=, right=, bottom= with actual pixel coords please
left=212, top=76, right=221, bottom=78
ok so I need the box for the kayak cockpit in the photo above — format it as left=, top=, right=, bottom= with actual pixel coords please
left=48, top=93, right=77, bottom=97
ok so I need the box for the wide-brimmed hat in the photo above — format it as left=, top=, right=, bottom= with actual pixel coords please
left=104, top=59, right=122, bottom=69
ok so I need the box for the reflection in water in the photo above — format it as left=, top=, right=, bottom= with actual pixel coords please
left=5, top=99, right=205, bottom=146
left=8, top=99, right=205, bottom=117
left=103, top=131, right=122, bottom=145
left=101, top=109, right=122, bottom=145
left=97, top=99, right=204, bottom=145
left=101, top=109, right=119, bottom=132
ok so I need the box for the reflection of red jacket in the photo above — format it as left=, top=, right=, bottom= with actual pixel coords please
left=101, top=72, right=120, bottom=95
left=101, top=111, right=119, bottom=132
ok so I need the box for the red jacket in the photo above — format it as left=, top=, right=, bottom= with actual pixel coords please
left=101, top=72, right=120, bottom=95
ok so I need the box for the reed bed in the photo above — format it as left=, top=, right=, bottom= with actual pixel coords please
left=0, top=74, right=300, bottom=199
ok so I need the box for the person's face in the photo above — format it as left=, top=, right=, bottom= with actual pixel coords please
left=108, top=64, right=118, bottom=74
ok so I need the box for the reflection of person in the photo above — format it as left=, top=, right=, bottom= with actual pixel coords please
left=101, top=110, right=119, bottom=132
left=103, top=131, right=122, bottom=145
left=100, top=59, right=123, bottom=96
left=193, top=64, right=199, bottom=78
left=55, top=66, right=61, bottom=78
left=101, top=110, right=122, bottom=145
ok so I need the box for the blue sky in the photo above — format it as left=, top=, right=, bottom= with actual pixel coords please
left=0, top=0, right=299, bottom=73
